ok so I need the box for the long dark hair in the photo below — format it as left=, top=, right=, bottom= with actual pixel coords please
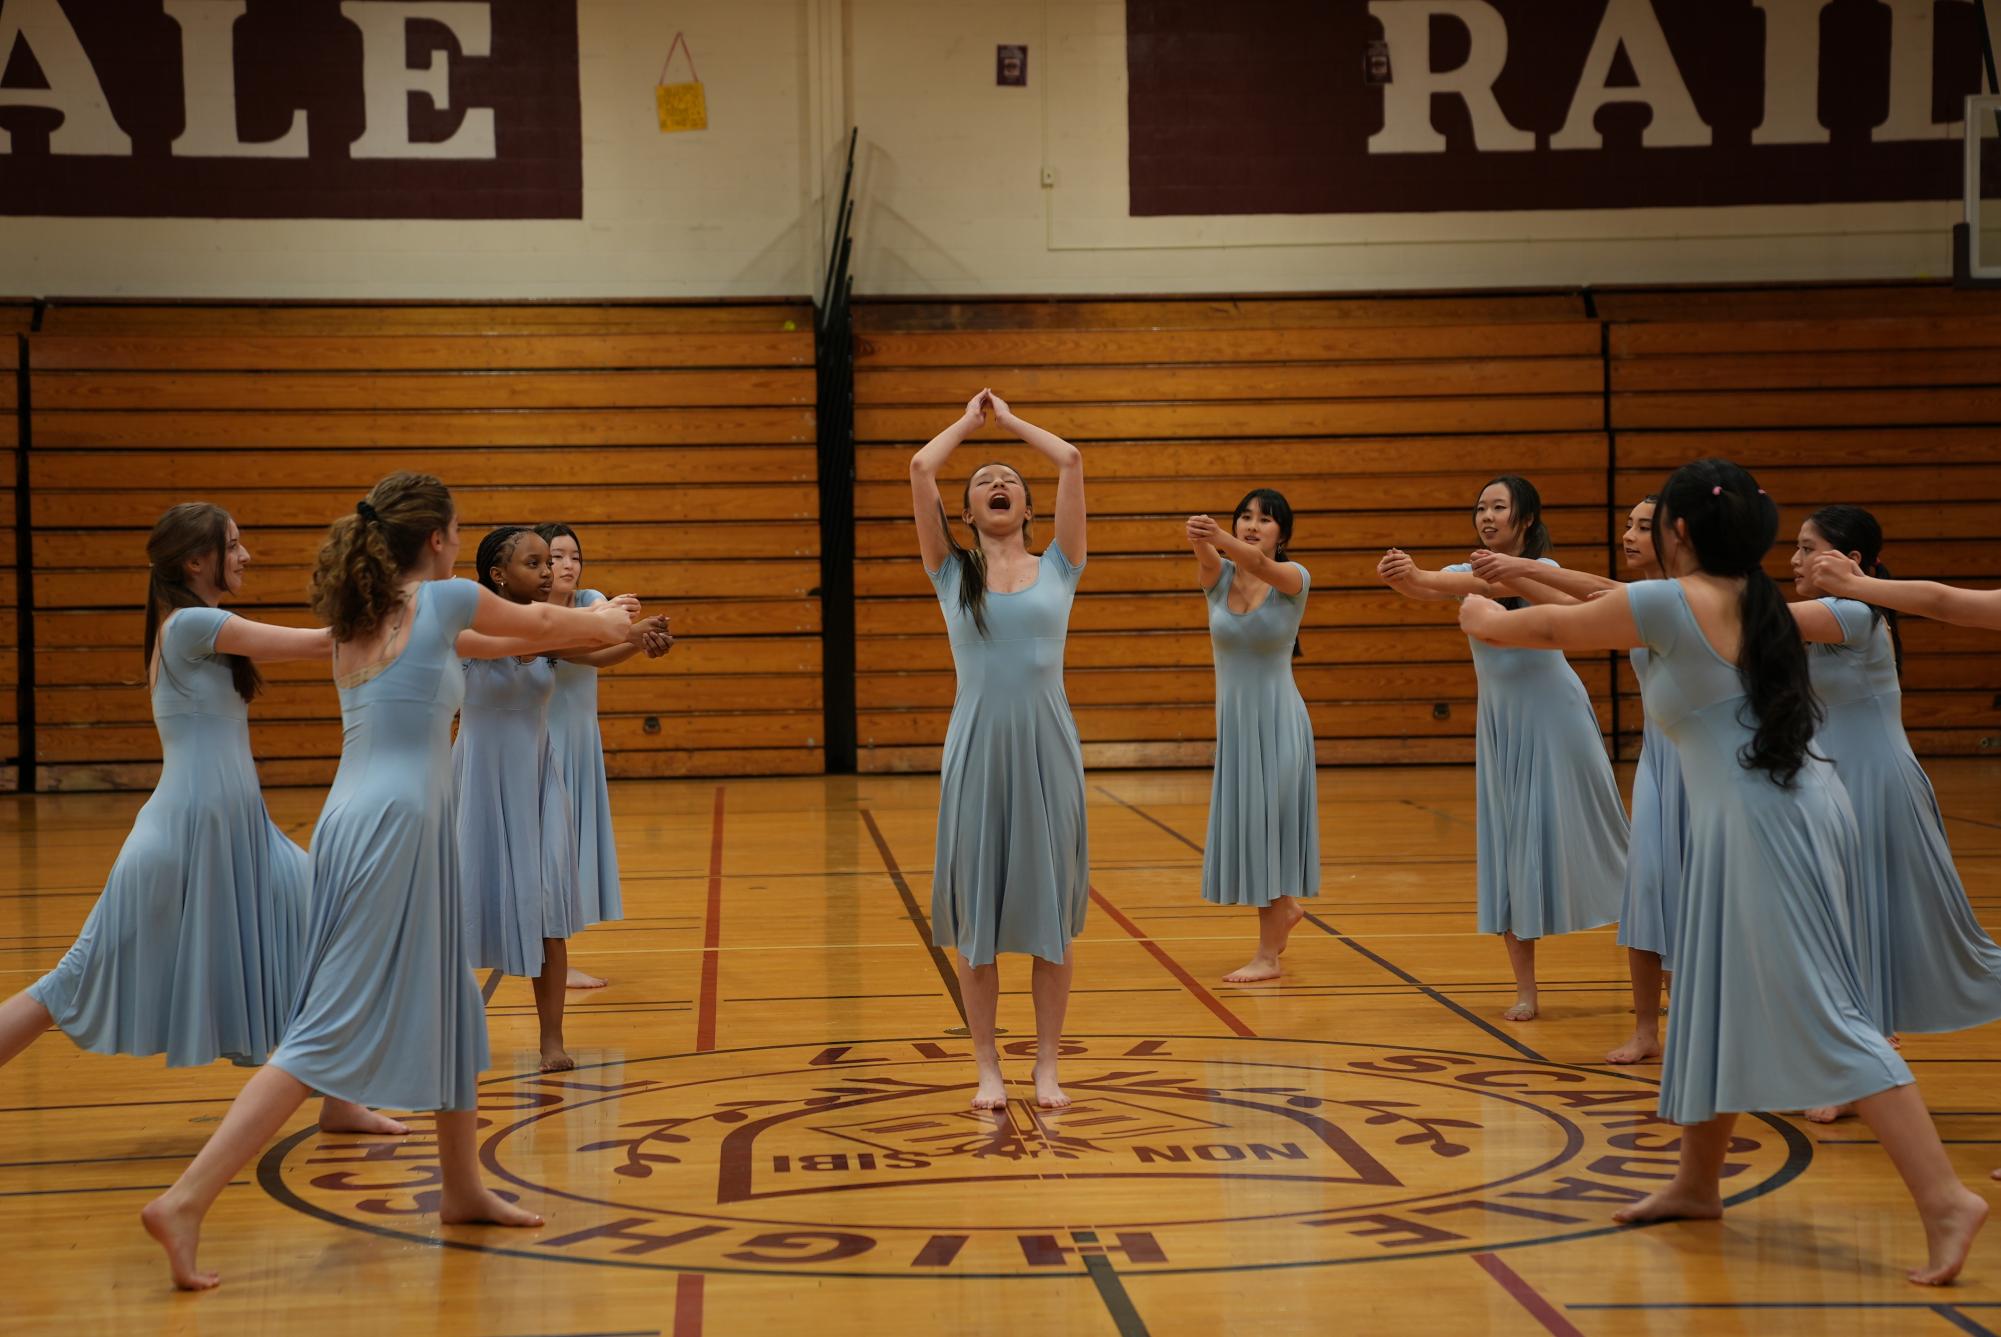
left=144, top=502, right=261, bottom=703
left=1478, top=475, right=1552, bottom=561
left=1807, top=504, right=1903, bottom=674
left=1654, top=459, right=1821, bottom=788
left=310, top=472, right=454, bottom=642
left=939, top=463, right=1035, bottom=637
left=1232, top=487, right=1302, bottom=659
left=474, top=525, right=534, bottom=596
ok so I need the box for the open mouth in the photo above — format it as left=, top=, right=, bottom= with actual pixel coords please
left=987, top=495, right=1011, bottom=511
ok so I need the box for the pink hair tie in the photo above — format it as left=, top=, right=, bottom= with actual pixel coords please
left=1711, top=486, right=1722, bottom=495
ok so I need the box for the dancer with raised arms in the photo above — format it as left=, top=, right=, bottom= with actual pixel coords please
left=1185, top=488, right=1320, bottom=983
left=910, top=389, right=1088, bottom=1112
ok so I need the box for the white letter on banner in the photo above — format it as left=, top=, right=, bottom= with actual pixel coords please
left=1751, top=0, right=1833, bottom=145
left=0, top=0, right=132, bottom=155
left=1551, top=0, right=1713, bottom=150
left=1367, top=1, right=1534, bottom=154
left=340, top=0, right=496, bottom=159
left=166, top=0, right=309, bottom=157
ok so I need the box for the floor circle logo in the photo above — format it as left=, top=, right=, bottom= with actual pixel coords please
left=262, top=1036, right=1809, bottom=1278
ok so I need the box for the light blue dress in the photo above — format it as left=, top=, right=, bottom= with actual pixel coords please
left=550, top=589, right=622, bottom=926
left=269, top=579, right=489, bottom=1113
left=928, top=544, right=1089, bottom=966
left=1448, top=562, right=1626, bottom=939
left=1630, top=580, right=1909, bottom=1123
left=1809, top=596, right=2001, bottom=1034
left=28, top=607, right=307, bottom=1067
left=1201, top=558, right=1320, bottom=906
left=458, top=655, right=583, bottom=979
left=1618, top=646, right=1686, bottom=966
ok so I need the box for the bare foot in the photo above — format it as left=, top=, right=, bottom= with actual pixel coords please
left=1034, top=1063, right=1070, bottom=1110
left=539, top=1045, right=576, bottom=1074
left=318, top=1099, right=410, bottom=1136
left=1605, top=1033, right=1662, bottom=1065
left=566, top=968, right=607, bottom=990
left=1612, top=1184, right=1724, bottom=1225
left=1223, top=955, right=1283, bottom=984
left=1804, top=1104, right=1854, bottom=1124
left=1911, top=1188, right=1988, bottom=1285
left=971, top=1069, right=1008, bottom=1112
left=141, top=1195, right=219, bottom=1291
left=1501, top=1001, right=1538, bottom=1022
left=439, top=1186, right=543, bottom=1228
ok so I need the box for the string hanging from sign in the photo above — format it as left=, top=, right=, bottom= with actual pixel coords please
left=655, top=31, right=707, bottom=133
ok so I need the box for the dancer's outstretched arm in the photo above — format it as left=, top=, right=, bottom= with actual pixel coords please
left=458, top=612, right=666, bottom=662
left=1188, top=515, right=1303, bottom=595
left=1378, top=549, right=1509, bottom=601
left=1186, top=516, right=1224, bottom=590
left=991, top=391, right=1085, bottom=564
left=212, top=620, right=332, bottom=662
left=1469, top=551, right=1615, bottom=605
left=1459, top=586, right=1643, bottom=653
left=1808, top=553, right=2001, bottom=630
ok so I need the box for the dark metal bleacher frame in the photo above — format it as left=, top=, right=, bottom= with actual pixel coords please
left=815, top=129, right=860, bottom=772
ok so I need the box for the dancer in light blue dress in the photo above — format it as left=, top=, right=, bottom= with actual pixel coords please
left=459, top=525, right=585, bottom=1072
left=1378, top=475, right=1626, bottom=1022
left=911, top=389, right=1088, bottom=1114
left=1460, top=458, right=1985, bottom=1286
left=537, top=523, right=674, bottom=991
left=1186, top=488, right=1319, bottom=983
left=1792, top=507, right=2001, bottom=1042
left=144, top=473, right=634, bottom=1291
left=1473, top=495, right=1686, bottom=1064
left=0, top=504, right=400, bottom=1136
left=1810, top=527, right=2001, bottom=1186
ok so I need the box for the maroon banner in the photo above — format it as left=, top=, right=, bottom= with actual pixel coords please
left=0, top=0, right=581, bottom=219
left=1127, top=0, right=1986, bottom=216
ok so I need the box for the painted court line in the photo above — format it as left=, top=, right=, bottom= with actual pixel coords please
left=1472, top=1252, right=1588, bottom=1337
left=696, top=785, right=726, bottom=1054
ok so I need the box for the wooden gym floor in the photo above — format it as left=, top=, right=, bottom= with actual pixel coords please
left=7, top=764, right=2001, bottom=1335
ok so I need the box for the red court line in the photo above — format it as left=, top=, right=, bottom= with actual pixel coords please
left=1472, top=1252, right=1587, bottom=1337
left=674, top=1272, right=704, bottom=1335
left=1087, top=885, right=1256, bottom=1038
left=696, top=785, right=726, bottom=1053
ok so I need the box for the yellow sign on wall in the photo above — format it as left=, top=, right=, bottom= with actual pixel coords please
left=656, top=31, right=707, bottom=133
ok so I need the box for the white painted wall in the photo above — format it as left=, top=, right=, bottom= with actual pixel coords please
left=1, top=0, right=1996, bottom=299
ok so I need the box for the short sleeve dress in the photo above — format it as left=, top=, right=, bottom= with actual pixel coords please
left=1200, top=558, right=1320, bottom=907
left=1808, top=596, right=2001, bottom=1034
left=548, top=588, right=622, bottom=927
left=928, top=544, right=1090, bottom=966
left=269, top=578, right=492, bottom=1113
left=1618, top=643, right=1687, bottom=967
left=1447, top=562, right=1626, bottom=939
left=457, top=655, right=584, bottom=979
left=29, top=606, right=310, bottom=1067
left=1629, top=579, right=1908, bottom=1123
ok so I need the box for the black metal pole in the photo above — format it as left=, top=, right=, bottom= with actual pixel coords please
left=815, top=131, right=860, bottom=773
